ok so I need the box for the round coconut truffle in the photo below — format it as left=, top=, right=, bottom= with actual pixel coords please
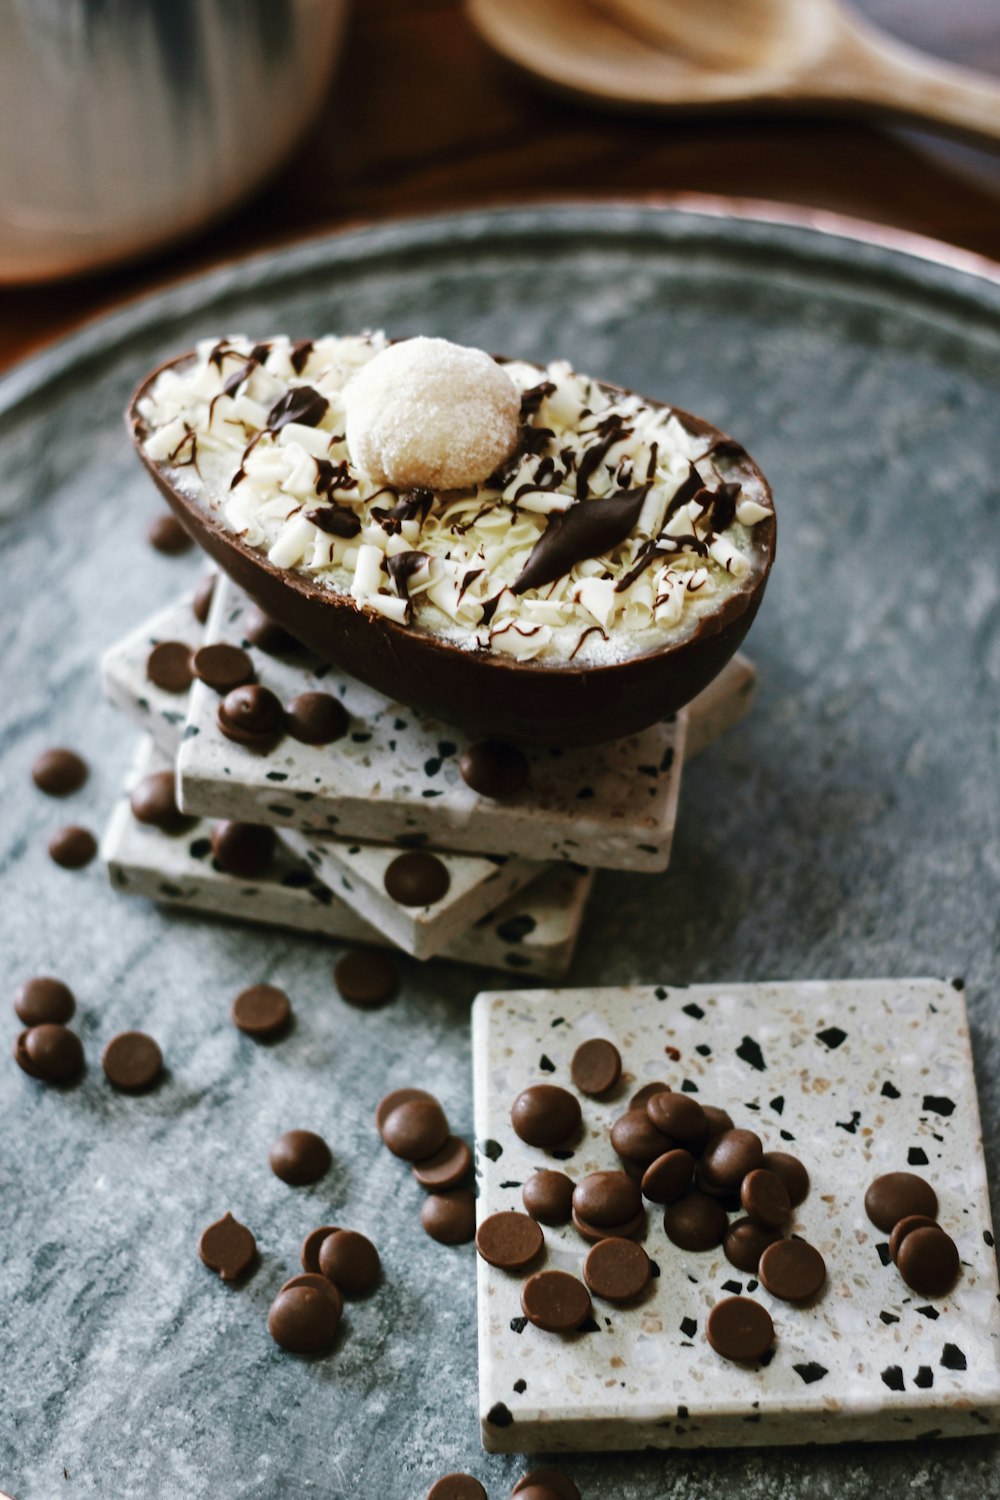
left=344, top=336, right=520, bottom=491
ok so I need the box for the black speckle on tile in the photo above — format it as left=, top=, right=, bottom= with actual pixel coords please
left=482, top=1139, right=503, bottom=1161
left=907, top=1147, right=930, bottom=1167
left=550, top=1148, right=574, bottom=1161
left=308, top=885, right=333, bottom=906
left=649, top=1261, right=660, bottom=1279
left=637, top=764, right=658, bottom=778
left=768, top=1095, right=785, bottom=1115
left=513, top=1378, right=526, bottom=1393
left=576, top=787, right=595, bottom=800
left=880, top=1311, right=900, bottom=1325
left=922, top=1095, right=955, bottom=1117
left=483, top=854, right=508, bottom=866
left=293, top=791, right=316, bottom=802
left=182, top=724, right=199, bottom=740
left=793, top=1363, right=829, bottom=1385
left=677, top=1405, right=689, bottom=1420
left=539, top=1055, right=555, bottom=1073
left=393, top=717, right=407, bottom=730
left=778, top=1129, right=796, bottom=1142
left=721, top=1280, right=742, bottom=1295
left=881, top=1366, right=905, bottom=1391
left=680, top=1079, right=699, bottom=1094
left=189, top=838, right=211, bottom=860
left=654, top=986, right=668, bottom=1000
left=660, top=746, right=675, bottom=772
left=836, top=1111, right=861, bottom=1134
left=951, top=977, right=965, bottom=991
left=746, top=1279, right=758, bottom=1293
left=421, top=789, right=442, bottom=798
left=915, top=1305, right=940, bottom=1320
left=985, top=1230, right=995, bottom=1249
left=881, top=1081, right=901, bottom=1099
left=682, top=1002, right=705, bottom=1020
left=510, top=1316, right=528, bottom=1334
left=265, top=771, right=288, bottom=783
left=550, top=1017, right=566, bottom=1028
left=267, top=804, right=293, bottom=818
left=695, top=1044, right=712, bottom=1057
left=497, top=915, right=536, bottom=943
left=280, top=869, right=312, bottom=889
left=351, top=732, right=372, bottom=743
left=499, top=1181, right=522, bottom=1189
left=744, top=1102, right=760, bottom=1112
left=941, top=1343, right=967, bottom=1371
left=736, top=1036, right=766, bottom=1072
left=816, top=1026, right=847, bottom=1050
left=680, top=1317, right=697, bottom=1337
left=637, top=844, right=659, bottom=854
left=876, top=1243, right=892, bottom=1267
left=577, top=1317, right=599, bottom=1334
left=486, top=1403, right=513, bottom=1428
left=160, top=882, right=185, bottom=898
left=438, top=740, right=457, bottom=758
left=914, top=1366, right=934, bottom=1388
left=423, top=757, right=442, bottom=777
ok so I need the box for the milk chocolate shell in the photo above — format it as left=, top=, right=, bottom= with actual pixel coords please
left=128, top=357, right=775, bottom=747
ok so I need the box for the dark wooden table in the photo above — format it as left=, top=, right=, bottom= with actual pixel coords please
left=2, top=0, right=999, bottom=373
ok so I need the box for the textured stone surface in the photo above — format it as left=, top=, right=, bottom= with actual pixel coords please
left=473, top=980, right=1000, bottom=1451
left=2, top=205, right=1000, bottom=1498
left=100, top=591, right=204, bottom=759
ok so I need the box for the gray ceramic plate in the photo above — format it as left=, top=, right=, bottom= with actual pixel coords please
left=1, top=203, right=998, bottom=1500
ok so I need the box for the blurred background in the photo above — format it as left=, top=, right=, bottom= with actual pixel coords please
left=1, top=0, right=998, bottom=370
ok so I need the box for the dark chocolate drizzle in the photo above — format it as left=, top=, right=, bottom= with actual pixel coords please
left=314, top=458, right=358, bottom=499
left=662, top=463, right=706, bottom=524
left=304, top=506, right=361, bottom=538
left=575, top=415, right=629, bottom=499
left=702, top=480, right=741, bottom=534
left=569, top=623, right=609, bottom=659
left=519, top=381, right=556, bottom=417
left=290, top=340, right=314, bottom=375
left=512, top=483, right=651, bottom=596
left=386, top=551, right=430, bottom=598
left=266, top=385, right=329, bottom=433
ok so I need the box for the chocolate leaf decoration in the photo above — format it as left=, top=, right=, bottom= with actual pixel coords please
left=267, top=385, right=329, bottom=432
left=512, top=484, right=650, bottom=596
left=662, top=462, right=705, bottom=524
left=702, top=480, right=741, bottom=534
left=305, top=506, right=361, bottom=538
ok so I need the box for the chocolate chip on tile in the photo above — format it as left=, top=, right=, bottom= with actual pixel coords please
left=147, top=512, right=192, bottom=554
left=723, top=1217, right=783, bottom=1273
left=318, top=1229, right=380, bottom=1295
left=640, top=1148, right=696, bottom=1206
left=583, top=1237, right=651, bottom=1301
left=702, top=1105, right=736, bottom=1140
left=476, top=1211, right=544, bottom=1270
left=191, top=642, right=256, bottom=694
left=210, top=821, right=276, bottom=878
left=300, top=1226, right=339, bottom=1274
left=217, top=684, right=285, bottom=750
left=192, top=573, right=216, bottom=624
left=102, top=1031, right=163, bottom=1092
left=146, top=640, right=194, bottom=694
left=522, top=1170, right=575, bottom=1226
left=382, top=1097, right=450, bottom=1162
left=699, top=1128, right=763, bottom=1192
left=511, top=1084, right=581, bottom=1148
left=31, top=748, right=88, bottom=797
left=413, top=1137, right=472, bottom=1191
left=572, top=1171, right=642, bottom=1229
left=13, top=976, right=75, bottom=1027
left=267, top=1284, right=340, bottom=1354
left=706, top=1296, right=774, bottom=1362
left=376, top=1087, right=438, bottom=1135
left=647, top=1091, right=707, bottom=1146
left=571, top=1205, right=645, bottom=1244
left=459, top=741, right=529, bottom=799
left=888, top=1213, right=940, bottom=1264
left=383, top=850, right=450, bottom=907
left=761, top=1150, right=810, bottom=1208
left=268, top=1129, right=331, bottom=1186
left=285, top=691, right=349, bottom=745
left=334, top=948, right=398, bottom=1008
left=14, top=1024, right=84, bottom=1084
left=740, top=1168, right=791, bottom=1230
left=610, top=1109, right=672, bottom=1166
left=280, top=1273, right=344, bottom=1320
left=864, top=1171, right=938, bottom=1233
left=231, top=983, right=292, bottom=1040
left=426, top=1474, right=487, bottom=1500
left=664, top=1191, right=728, bottom=1252
left=198, top=1212, right=257, bottom=1281
left=520, top=1269, right=591, bottom=1332
left=48, top=826, right=97, bottom=869
left=570, top=1037, right=622, bottom=1097
left=511, top=1472, right=581, bottom=1500
left=758, top=1237, right=827, bottom=1301
left=421, top=1189, right=477, bottom=1245
left=896, top=1225, right=960, bottom=1298
left=129, top=770, right=190, bottom=833
left=244, top=605, right=299, bottom=655
left=629, top=1081, right=671, bottom=1111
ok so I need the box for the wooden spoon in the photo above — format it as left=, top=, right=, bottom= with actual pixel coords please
left=466, top=0, right=1000, bottom=146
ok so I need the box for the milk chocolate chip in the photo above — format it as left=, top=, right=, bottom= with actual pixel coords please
left=583, top=1237, right=651, bottom=1301
left=699, top=1129, right=763, bottom=1192
left=412, top=1137, right=472, bottom=1191
left=129, top=770, right=190, bottom=833
left=146, top=640, right=194, bottom=693
left=192, top=573, right=216, bottom=624
left=572, top=1171, right=641, bottom=1229
left=267, top=1285, right=339, bottom=1354
left=381, top=1097, right=450, bottom=1162
left=706, top=1296, right=774, bottom=1362
left=217, top=684, right=285, bottom=750
left=895, top=1225, right=960, bottom=1297
left=522, top=1170, right=575, bottom=1226
left=31, top=748, right=88, bottom=797
left=285, top=691, right=348, bottom=745
left=758, top=1238, right=826, bottom=1302
left=210, top=821, right=276, bottom=879
left=334, top=949, right=398, bottom=1008
left=864, top=1171, right=938, bottom=1233
left=459, top=741, right=529, bottom=799
left=570, top=1037, right=622, bottom=1097
left=14, top=1023, right=84, bottom=1084
left=13, top=976, right=75, bottom=1027
left=426, top=1475, right=487, bottom=1500
left=102, top=1031, right=163, bottom=1092
left=147, top=512, right=192, bottom=554
left=511, top=1084, right=581, bottom=1148
left=318, top=1229, right=380, bottom=1295
left=244, top=605, right=299, bottom=655
left=476, top=1211, right=544, bottom=1270
left=269, top=1129, right=331, bottom=1186
left=383, top=851, right=450, bottom=907
left=664, top=1192, right=727, bottom=1252
left=231, top=984, right=292, bottom=1040
left=420, top=1189, right=477, bottom=1245
left=191, top=643, right=256, bottom=694
left=198, top=1212, right=257, bottom=1281
left=48, top=826, right=97, bottom=869
left=520, top=1269, right=591, bottom=1332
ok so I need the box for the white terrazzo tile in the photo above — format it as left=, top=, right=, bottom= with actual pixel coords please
left=100, top=590, right=206, bottom=759
left=101, top=739, right=593, bottom=980
left=472, top=979, right=1000, bottom=1452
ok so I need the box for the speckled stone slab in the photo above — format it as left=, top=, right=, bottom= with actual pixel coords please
left=177, top=575, right=687, bottom=871
left=100, top=590, right=206, bottom=759
left=473, top=979, right=1000, bottom=1453
left=103, top=739, right=593, bottom=979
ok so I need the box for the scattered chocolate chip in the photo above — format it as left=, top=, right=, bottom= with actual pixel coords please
left=583, top=1237, right=651, bottom=1301
left=376, top=1087, right=438, bottom=1134
left=758, top=1237, right=826, bottom=1301
left=421, top=1189, right=477, bottom=1245
left=244, top=605, right=299, bottom=654
left=571, top=1205, right=645, bottom=1244
left=210, top=821, right=276, bottom=878
left=147, top=512, right=192, bottom=554
left=864, top=1171, right=938, bottom=1233
left=702, top=1105, right=736, bottom=1139
left=522, top=1170, right=575, bottom=1226
left=459, top=741, right=529, bottom=799
left=102, top=1031, right=163, bottom=1092
left=740, top=1168, right=791, bottom=1230
left=760, top=1150, right=810, bottom=1208
left=318, top=1229, right=380, bottom=1295
left=426, top=1475, right=487, bottom=1500
left=217, top=684, right=285, bottom=750
left=511, top=1084, right=581, bottom=1148
left=476, top=1211, right=544, bottom=1270
left=629, top=1081, right=670, bottom=1111
left=192, top=573, right=216, bottom=624
left=723, top=1217, right=783, bottom=1273
left=572, top=1171, right=642, bottom=1229
left=382, top=1097, right=450, bottom=1163
left=31, top=748, right=88, bottom=797
left=48, top=826, right=97, bottom=870
left=268, top=1129, right=331, bottom=1186
left=706, top=1296, right=774, bottom=1362
left=640, top=1148, right=695, bottom=1205
left=664, top=1192, right=728, bottom=1252
left=146, top=640, right=194, bottom=694
left=13, top=976, right=75, bottom=1027
left=129, top=770, right=190, bottom=833
left=520, top=1269, right=591, bottom=1332
left=384, top=850, right=450, bottom=907
left=699, top=1128, right=763, bottom=1191
left=610, top=1109, right=671, bottom=1166
left=285, top=691, right=348, bottom=745
left=231, top=983, right=292, bottom=1040
left=267, top=1284, right=339, bottom=1354
left=198, top=1212, right=257, bottom=1281
left=647, top=1091, right=707, bottom=1146
left=888, top=1213, right=940, bottom=1263
left=300, top=1225, right=339, bottom=1274
left=14, top=1024, right=84, bottom=1084
left=896, top=1225, right=960, bottom=1298
left=191, top=643, right=256, bottom=694
left=413, top=1137, right=472, bottom=1191
left=570, top=1037, right=622, bottom=1097
left=280, top=1273, right=344, bottom=1319
left=511, top=1472, right=581, bottom=1500
left=334, top=948, right=398, bottom=1007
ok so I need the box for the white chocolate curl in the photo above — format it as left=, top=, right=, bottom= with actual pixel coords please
left=343, top=337, right=520, bottom=490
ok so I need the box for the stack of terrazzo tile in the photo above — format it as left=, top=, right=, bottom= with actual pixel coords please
left=99, top=572, right=757, bottom=978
